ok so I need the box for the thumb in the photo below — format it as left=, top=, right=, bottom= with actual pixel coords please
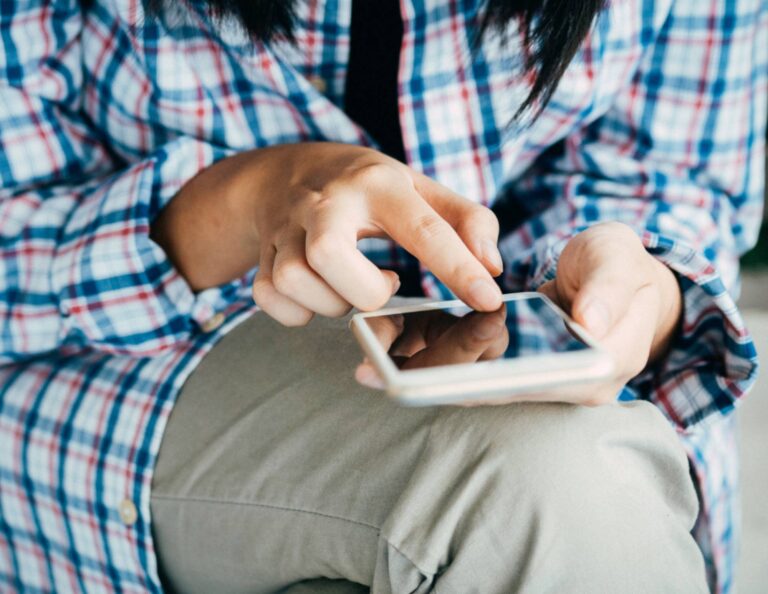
left=557, top=223, right=651, bottom=340
left=570, top=268, right=642, bottom=340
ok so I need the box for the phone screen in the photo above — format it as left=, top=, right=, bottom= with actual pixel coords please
left=368, top=295, right=589, bottom=371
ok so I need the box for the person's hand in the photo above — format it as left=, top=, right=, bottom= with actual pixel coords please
left=152, top=142, right=504, bottom=326
left=537, top=222, right=683, bottom=405
left=248, top=144, right=503, bottom=325
left=356, top=307, right=509, bottom=388
left=354, top=223, right=681, bottom=407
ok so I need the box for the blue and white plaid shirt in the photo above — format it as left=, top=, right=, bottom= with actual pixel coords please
left=1, top=0, right=766, bottom=592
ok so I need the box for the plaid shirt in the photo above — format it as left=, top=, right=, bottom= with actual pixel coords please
left=0, top=0, right=765, bottom=592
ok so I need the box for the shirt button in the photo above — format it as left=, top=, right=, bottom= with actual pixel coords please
left=308, top=75, right=327, bottom=94
left=200, top=312, right=226, bottom=333
left=119, top=499, right=138, bottom=526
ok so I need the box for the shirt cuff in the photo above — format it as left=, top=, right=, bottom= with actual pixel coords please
left=503, top=226, right=758, bottom=430
left=629, top=232, right=758, bottom=430
left=52, top=137, right=245, bottom=355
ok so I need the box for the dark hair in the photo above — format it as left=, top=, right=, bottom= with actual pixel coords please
left=147, top=0, right=605, bottom=117
left=480, top=0, right=605, bottom=116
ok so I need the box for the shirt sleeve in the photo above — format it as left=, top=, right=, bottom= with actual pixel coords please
left=497, top=0, right=766, bottom=430
left=0, top=0, right=241, bottom=362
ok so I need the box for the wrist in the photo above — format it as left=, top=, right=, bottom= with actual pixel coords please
left=151, top=151, right=262, bottom=291
left=648, top=255, right=683, bottom=363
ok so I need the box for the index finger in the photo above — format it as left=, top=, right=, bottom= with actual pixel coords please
left=372, top=189, right=502, bottom=312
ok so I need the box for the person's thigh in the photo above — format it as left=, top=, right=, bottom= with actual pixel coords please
left=150, top=307, right=707, bottom=594
left=152, top=306, right=440, bottom=593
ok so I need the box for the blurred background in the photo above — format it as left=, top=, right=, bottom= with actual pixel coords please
left=736, top=154, right=767, bottom=593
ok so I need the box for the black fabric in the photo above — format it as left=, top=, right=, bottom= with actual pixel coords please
left=344, top=0, right=406, bottom=163
left=345, top=0, right=424, bottom=296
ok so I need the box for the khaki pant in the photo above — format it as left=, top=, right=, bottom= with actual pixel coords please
left=150, top=308, right=708, bottom=594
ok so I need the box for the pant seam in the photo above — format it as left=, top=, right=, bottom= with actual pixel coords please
left=383, top=537, right=439, bottom=583
left=151, top=494, right=439, bottom=584
left=151, top=493, right=381, bottom=532
left=373, top=416, right=445, bottom=583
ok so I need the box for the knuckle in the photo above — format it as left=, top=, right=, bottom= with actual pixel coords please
left=302, top=189, right=325, bottom=205
left=305, top=233, right=339, bottom=270
left=468, top=205, right=500, bottom=234
left=291, top=191, right=326, bottom=225
left=327, top=302, right=353, bottom=318
left=583, top=222, right=641, bottom=251
left=251, top=278, right=272, bottom=305
left=252, top=277, right=315, bottom=327
left=272, top=260, right=306, bottom=294
left=411, top=214, right=446, bottom=246
left=282, top=310, right=314, bottom=327
left=446, top=259, right=474, bottom=285
left=305, top=191, right=336, bottom=215
left=347, top=162, right=403, bottom=188
left=357, top=288, right=391, bottom=313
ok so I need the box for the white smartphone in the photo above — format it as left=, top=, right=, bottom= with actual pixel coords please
left=350, top=292, right=615, bottom=406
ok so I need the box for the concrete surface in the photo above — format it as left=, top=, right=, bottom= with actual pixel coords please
left=737, top=276, right=767, bottom=593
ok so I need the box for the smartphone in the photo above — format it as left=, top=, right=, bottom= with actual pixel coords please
left=350, top=292, right=615, bottom=406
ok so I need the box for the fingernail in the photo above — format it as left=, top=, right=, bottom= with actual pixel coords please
left=580, top=298, right=611, bottom=339
left=468, top=279, right=502, bottom=311
left=391, top=277, right=401, bottom=295
left=482, top=239, right=504, bottom=273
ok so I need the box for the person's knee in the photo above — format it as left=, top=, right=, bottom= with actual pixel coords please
left=494, top=401, right=694, bottom=500
left=390, top=399, right=695, bottom=501
left=380, top=401, right=707, bottom=591
left=454, top=400, right=699, bottom=531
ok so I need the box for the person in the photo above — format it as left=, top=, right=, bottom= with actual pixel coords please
left=0, top=0, right=765, bottom=592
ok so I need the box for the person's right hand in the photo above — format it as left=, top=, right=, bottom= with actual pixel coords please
left=153, top=142, right=503, bottom=326
left=245, top=143, right=503, bottom=325
left=242, top=143, right=505, bottom=325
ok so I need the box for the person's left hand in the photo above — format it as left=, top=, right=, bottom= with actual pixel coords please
left=538, top=222, right=683, bottom=405
left=356, top=222, right=682, bottom=408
